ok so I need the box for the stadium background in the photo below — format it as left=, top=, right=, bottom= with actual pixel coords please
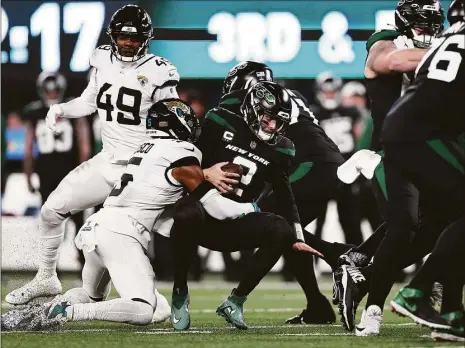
left=1, top=0, right=452, bottom=274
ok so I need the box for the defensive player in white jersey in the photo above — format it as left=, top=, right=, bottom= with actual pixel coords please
left=5, top=5, right=180, bottom=308
left=37, top=99, right=259, bottom=327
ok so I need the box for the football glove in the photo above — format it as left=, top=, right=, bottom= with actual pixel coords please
left=393, top=35, right=415, bottom=50
left=46, top=104, right=64, bottom=134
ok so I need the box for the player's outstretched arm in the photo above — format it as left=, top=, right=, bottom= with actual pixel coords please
left=270, top=170, right=323, bottom=257
left=365, top=40, right=427, bottom=77
left=172, top=165, right=257, bottom=220
left=58, top=68, right=99, bottom=119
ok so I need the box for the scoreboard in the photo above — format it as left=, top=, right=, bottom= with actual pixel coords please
left=142, top=0, right=452, bottom=78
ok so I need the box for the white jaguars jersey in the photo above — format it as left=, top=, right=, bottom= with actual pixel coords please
left=94, top=138, right=202, bottom=247
left=89, top=46, right=180, bottom=160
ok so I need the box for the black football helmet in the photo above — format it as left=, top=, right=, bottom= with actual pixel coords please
left=36, top=71, right=67, bottom=107
left=448, top=0, right=465, bottom=24
left=314, top=71, right=343, bottom=110
left=395, top=0, right=445, bottom=48
left=146, top=99, right=201, bottom=143
left=241, top=82, right=292, bottom=145
left=222, top=61, right=273, bottom=96
left=107, top=5, right=153, bottom=62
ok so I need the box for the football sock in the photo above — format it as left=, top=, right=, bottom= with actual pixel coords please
left=304, top=233, right=353, bottom=269
left=37, top=207, right=66, bottom=278
left=283, top=250, right=323, bottom=306
left=409, top=217, right=465, bottom=297
left=235, top=225, right=294, bottom=297
left=70, top=299, right=153, bottom=325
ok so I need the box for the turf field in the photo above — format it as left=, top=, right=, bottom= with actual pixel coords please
left=1, top=274, right=462, bottom=348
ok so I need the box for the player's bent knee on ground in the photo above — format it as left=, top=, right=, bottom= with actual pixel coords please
left=40, top=204, right=67, bottom=228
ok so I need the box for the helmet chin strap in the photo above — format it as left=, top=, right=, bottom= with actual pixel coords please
left=257, top=129, right=272, bottom=142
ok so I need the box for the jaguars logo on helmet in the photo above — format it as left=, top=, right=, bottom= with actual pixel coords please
left=146, top=99, right=201, bottom=143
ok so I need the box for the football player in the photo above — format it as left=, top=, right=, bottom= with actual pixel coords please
left=5, top=5, right=179, bottom=312
left=332, top=0, right=446, bottom=334
left=9, top=99, right=261, bottom=329
left=169, top=82, right=321, bottom=330
left=213, top=61, right=358, bottom=325
left=384, top=1, right=465, bottom=341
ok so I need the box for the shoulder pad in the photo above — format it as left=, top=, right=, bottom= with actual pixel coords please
left=165, top=140, right=202, bottom=165
left=275, top=137, right=296, bottom=157
left=440, top=22, right=465, bottom=37
left=139, top=55, right=180, bottom=88
left=90, top=45, right=112, bottom=69
left=205, top=108, right=238, bottom=132
left=366, top=30, right=400, bottom=52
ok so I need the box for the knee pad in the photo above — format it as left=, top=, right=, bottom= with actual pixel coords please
left=266, top=215, right=294, bottom=244
left=40, top=205, right=67, bottom=227
left=63, top=287, right=94, bottom=305
left=130, top=299, right=155, bottom=325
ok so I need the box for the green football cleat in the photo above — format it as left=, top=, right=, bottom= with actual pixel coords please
left=391, top=287, right=451, bottom=330
left=431, top=310, right=465, bottom=342
left=216, top=289, right=248, bottom=330
left=171, top=292, right=190, bottom=331
left=45, top=300, right=71, bottom=320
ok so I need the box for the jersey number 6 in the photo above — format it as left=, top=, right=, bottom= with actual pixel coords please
left=97, top=83, right=142, bottom=125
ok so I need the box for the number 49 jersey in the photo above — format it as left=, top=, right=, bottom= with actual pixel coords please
left=89, top=46, right=180, bottom=160
left=95, top=138, right=202, bottom=249
left=382, top=22, right=465, bottom=142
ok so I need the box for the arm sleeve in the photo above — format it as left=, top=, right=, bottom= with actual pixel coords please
left=270, top=169, right=304, bottom=241
left=190, top=181, right=255, bottom=220
left=59, top=68, right=98, bottom=118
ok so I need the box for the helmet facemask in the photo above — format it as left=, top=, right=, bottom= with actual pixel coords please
left=396, top=1, right=445, bottom=48
left=109, top=30, right=151, bottom=62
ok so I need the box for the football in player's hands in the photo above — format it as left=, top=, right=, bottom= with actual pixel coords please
left=221, top=162, right=243, bottom=189
left=221, top=162, right=243, bottom=177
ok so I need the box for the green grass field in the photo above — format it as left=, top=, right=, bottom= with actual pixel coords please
left=1, top=274, right=462, bottom=348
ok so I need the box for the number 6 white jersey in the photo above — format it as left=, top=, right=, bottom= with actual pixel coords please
left=92, top=138, right=202, bottom=249
left=61, top=46, right=180, bottom=161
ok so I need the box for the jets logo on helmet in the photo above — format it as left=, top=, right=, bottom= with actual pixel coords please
left=241, top=82, right=292, bottom=145
left=107, top=5, right=154, bottom=62
left=146, top=99, right=201, bottom=143
left=395, top=0, right=445, bottom=48
left=222, top=61, right=273, bottom=96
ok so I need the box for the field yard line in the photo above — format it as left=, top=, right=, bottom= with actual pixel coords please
left=135, top=331, right=212, bottom=335
left=1, top=323, right=417, bottom=334
left=279, top=333, right=354, bottom=336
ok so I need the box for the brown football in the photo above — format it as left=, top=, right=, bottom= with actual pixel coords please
left=221, top=162, right=244, bottom=177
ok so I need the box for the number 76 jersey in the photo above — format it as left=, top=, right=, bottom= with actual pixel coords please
left=382, top=22, right=465, bottom=142
left=88, top=46, right=180, bottom=160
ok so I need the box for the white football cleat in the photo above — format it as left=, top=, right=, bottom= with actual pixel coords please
left=152, top=289, right=171, bottom=323
left=5, top=274, right=62, bottom=305
left=355, top=305, right=383, bottom=336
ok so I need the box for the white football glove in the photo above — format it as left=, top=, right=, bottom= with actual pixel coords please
left=393, top=35, right=415, bottom=50
left=46, top=104, right=64, bottom=134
